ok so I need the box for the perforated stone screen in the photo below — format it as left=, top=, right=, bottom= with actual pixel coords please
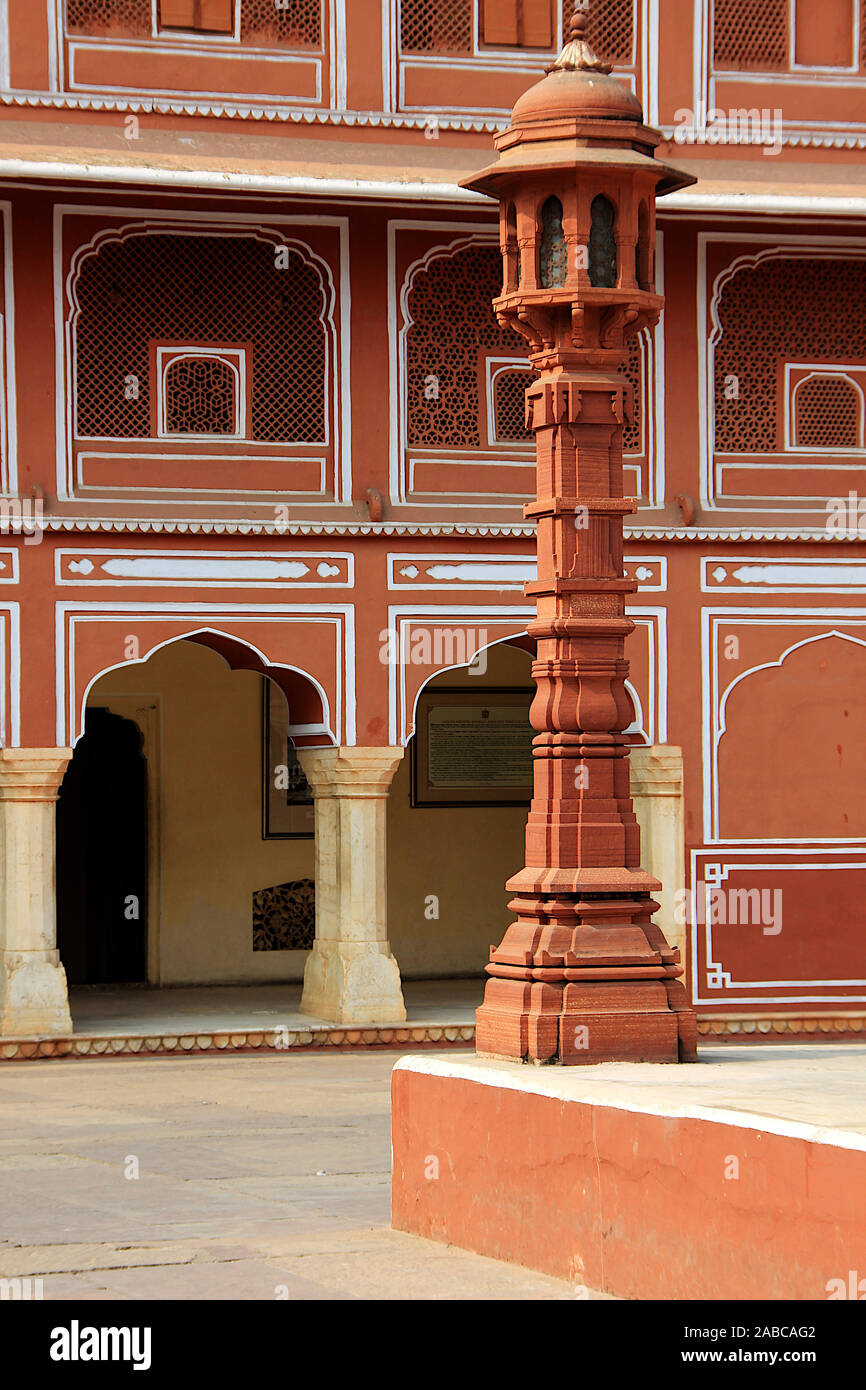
left=406, top=244, right=528, bottom=450
left=493, top=369, right=533, bottom=441
left=795, top=375, right=862, bottom=449
left=164, top=356, right=238, bottom=435
left=73, top=232, right=326, bottom=443
left=714, top=258, right=866, bottom=453
left=712, top=0, right=788, bottom=70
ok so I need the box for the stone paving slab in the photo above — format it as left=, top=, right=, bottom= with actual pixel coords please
left=0, top=1050, right=590, bottom=1300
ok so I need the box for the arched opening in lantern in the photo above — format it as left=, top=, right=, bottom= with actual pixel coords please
left=539, top=195, right=567, bottom=288
left=588, top=194, right=617, bottom=288
left=504, top=201, right=520, bottom=292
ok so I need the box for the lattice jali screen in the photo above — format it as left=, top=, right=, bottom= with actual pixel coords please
left=73, top=233, right=326, bottom=443
left=712, top=0, right=788, bottom=70
left=714, top=258, right=866, bottom=453
left=493, top=369, right=533, bottom=441
left=65, top=0, right=321, bottom=47
left=585, top=0, right=635, bottom=67
left=65, top=0, right=150, bottom=38
left=406, top=244, right=528, bottom=449
left=794, top=375, right=862, bottom=449
left=622, top=334, right=642, bottom=454
left=164, top=356, right=237, bottom=435
left=400, top=0, right=474, bottom=53
left=241, top=0, right=321, bottom=48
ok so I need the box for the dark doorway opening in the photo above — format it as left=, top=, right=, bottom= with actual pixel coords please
left=57, top=707, right=148, bottom=985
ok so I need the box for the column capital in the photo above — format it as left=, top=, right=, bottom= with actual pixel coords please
left=629, top=744, right=684, bottom=797
left=297, top=746, right=404, bottom=799
left=0, top=748, right=73, bottom=802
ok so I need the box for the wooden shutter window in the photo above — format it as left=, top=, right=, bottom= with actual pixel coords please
left=794, top=0, right=854, bottom=68
left=481, top=0, right=553, bottom=48
left=158, top=0, right=234, bottom=33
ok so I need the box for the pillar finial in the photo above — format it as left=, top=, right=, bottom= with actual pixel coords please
left=550, top=0, right=611, bottom=74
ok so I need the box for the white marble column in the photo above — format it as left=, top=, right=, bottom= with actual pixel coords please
left=0, top=749, right=74, bottom=1037
left=298, top=746, right=406, bottom=1025
left=630, top=744, right=687, bottom=970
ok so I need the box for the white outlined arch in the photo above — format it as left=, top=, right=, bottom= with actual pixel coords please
left=703, top=607, right=866, bottom=842
left=75, top=626, right=335, bottom=750
left=58, top=212, right=341, bottom=500
left=718, top=627, right=866, bottom=745
left=55, top=602, right=355, bottom=747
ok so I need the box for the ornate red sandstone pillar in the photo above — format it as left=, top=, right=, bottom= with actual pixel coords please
left=462, top=4, right=697, bottom=1063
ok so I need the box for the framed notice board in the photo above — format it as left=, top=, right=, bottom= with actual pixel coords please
left=410, top=686, right=535, bottom=808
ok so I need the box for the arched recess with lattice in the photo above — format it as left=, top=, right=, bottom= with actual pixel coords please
left=62, top=221, right=338, bottom=500
left=712, top=253, right=866, bottom=456
left=397, top=236, right=645, bottom=500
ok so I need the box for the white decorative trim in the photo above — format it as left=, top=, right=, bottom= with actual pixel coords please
left=702, top=556, right=866, bottom=592
left=0, top=88, right=505, bottom=130
left=0, top=602, right=19, bottom=746
left=56, top=548, right=354, bottom=587
left=387, top=552, right=667, bottom=591
left=0, top=201, right=17, bottom=494
left=0, top=0, right=9, bottom=91
left=691, top=846, right=866, bottom=1006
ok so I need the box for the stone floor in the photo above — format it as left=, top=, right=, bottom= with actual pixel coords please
left=0, top=1049, right=595, bottom=1300
left=69, top=978, right=483, bottom=1035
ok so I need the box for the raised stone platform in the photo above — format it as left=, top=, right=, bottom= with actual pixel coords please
left=0, top=980, right=481, bottom=1062
left=391, top=1045, right=866, bottom=1301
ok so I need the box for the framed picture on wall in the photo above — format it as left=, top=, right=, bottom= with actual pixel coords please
left=261, top=679, right=315, bottom=839
left=410, top=687, right=535, bottom=808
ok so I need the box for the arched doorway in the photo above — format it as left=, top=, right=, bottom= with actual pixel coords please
left=57, top=706, right=148, bottom=985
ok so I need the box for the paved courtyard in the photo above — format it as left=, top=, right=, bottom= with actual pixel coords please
left=0, top=1049, right=585, bottom=1300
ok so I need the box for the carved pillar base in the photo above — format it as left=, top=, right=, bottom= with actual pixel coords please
left=0, top=749, right=74, bottom=1037
left=298, top=747, right=406, bottom=1025
left=475, top=864, right=695, bottom=1064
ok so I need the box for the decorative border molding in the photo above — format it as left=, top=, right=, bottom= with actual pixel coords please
left=0, top=1020, right=477, bottom=1061
left=696, top=1014, right=866, bottom=1037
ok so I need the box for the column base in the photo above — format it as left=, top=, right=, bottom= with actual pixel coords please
left=300, top=941, right=407, bottom=1025
left=0, top=951, right=73, bottom=1037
